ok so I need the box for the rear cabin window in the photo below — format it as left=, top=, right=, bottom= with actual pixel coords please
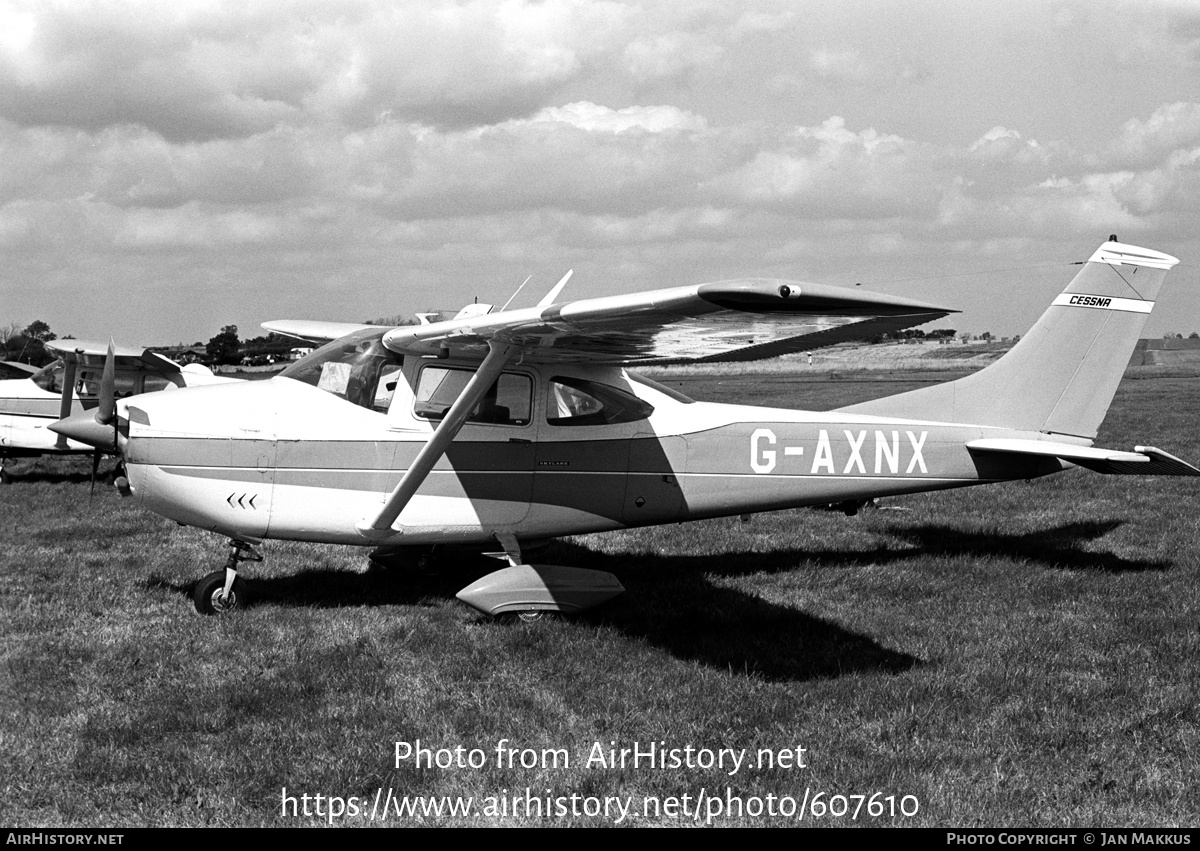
left=414, top=366, right=532, bottom=426
left=279, top=328, right=404, bottom=413
left=76, top=370, right=141, bottom=399
left=546, top=376, right=654, bottom=427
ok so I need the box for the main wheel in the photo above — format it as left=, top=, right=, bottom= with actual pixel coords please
left=193, top=570, right=246, bottom=615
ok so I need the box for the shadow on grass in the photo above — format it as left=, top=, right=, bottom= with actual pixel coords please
left=142, top=518, right=1161, bottom=681
left=877, top=518, right=1170, bottom=574
left=0, top=457, right=120, bottom=486
left=4, top=471, right=98, bottom=485
left=148, top=547, right=918, bottom=683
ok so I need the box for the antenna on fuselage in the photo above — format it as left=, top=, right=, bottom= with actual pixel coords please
left=498, top=276, right=533, bottom=313
left=537, top=270, right=573, bottom=308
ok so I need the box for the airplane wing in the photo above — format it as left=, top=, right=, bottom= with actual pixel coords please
left=378, top=279, right=955, bottom=364
left=261, top=320, right=377, bottom=345
left=354, top=279, right=951, bottom=539
left=44, top=339, right=181, bottom=373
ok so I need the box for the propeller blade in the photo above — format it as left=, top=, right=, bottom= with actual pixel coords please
left=97, top=339, right=116, bottom=425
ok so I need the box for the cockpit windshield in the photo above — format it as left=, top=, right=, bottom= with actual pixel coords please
left=30, top=360, right=64, bottom=394
left=279, top=328, right=404, bottom=413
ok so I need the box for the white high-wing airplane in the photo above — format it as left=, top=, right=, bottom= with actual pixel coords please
left=53, top=239, right=1199, bottom=617
left=0, top=339, right=232, bottom=483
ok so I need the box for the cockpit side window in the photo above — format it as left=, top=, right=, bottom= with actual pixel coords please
left=279, top=329, right=404, bottom=413
left=75, top=370, right=140, bottom=398
left=546, top=376, right=654, bottom=426
left=413, top=366, right=531, bottom=426
left=142, top=374, right=174, bottom=394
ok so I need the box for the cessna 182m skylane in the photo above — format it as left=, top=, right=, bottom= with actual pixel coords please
left=53, top=239, right=1199, bottom=618
left=0, top=339, right=231, bottom=483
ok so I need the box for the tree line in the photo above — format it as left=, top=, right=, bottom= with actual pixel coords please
left=1, top=320, right=62, bottom=366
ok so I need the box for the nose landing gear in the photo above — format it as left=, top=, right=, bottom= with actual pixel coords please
left=193, top=539, right=262, bottom=615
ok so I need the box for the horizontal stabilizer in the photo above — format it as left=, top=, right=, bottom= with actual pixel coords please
left=966, top=439, right=1200, bottom=476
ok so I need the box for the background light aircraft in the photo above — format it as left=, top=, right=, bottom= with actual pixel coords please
left=53, top=240, right=1198, bottom=618
left=0, top=339, right=231, bottom=483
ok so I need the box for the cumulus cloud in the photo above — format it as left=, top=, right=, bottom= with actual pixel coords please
left=968, top=127, right=1046, bottom=162
left=1110, top=102, right=1200, bottom=167
left=0, top=0, right=632, bottom=138
left=525, top=101, right=707, bottom=133
left=1, top=0, right=1198, bottom=344
left=807, top=48, right=871, bottom=82
left=0, top=0, right=795, bottom=139
left=700, top=117, right=943, bottom=220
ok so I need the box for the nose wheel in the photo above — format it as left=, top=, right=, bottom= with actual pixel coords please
left=193, top=540, right=261, bottom=615
left=193, top=570, right=246, bottom=614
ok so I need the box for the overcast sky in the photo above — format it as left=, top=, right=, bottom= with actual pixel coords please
left=2, top=0, right=1199, bottom=346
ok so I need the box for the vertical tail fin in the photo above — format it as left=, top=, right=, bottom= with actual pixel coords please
left=840, top=240, right=1180, bottom=439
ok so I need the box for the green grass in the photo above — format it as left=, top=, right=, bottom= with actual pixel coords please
left=2, top=375, right=1199, bottom=826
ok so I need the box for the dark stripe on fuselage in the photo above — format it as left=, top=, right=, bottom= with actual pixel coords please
left=127, top=435, right=643, bottom=472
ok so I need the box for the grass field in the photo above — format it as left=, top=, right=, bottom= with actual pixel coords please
left=2, top=371, right=1199, bottom=827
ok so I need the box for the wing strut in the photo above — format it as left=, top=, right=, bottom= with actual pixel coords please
left=356, top=340, right=515, bottom=540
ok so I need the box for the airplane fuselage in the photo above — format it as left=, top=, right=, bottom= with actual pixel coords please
left=116, top=355, right=1068, bottom=547
left=0, top=374, right=97, bottom=457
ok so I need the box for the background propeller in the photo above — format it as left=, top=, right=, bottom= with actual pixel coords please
left=49, top=340, right=122, bottom=493
left=90, top=340, right=117, bottom=497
